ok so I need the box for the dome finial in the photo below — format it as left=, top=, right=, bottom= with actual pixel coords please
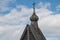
left=30, top=3, right=39, bottom=21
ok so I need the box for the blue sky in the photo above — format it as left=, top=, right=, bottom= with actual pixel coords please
left=0, top=0, right=60, bottom=40
left=0, top=0, right=60, bottom=14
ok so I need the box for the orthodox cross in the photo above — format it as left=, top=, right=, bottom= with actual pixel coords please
left=33, top=2, right=36, bottom=14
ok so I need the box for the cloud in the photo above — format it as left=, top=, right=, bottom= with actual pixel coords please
left=38, top=2, right=51, bottom=9
left=0, top=5, right=33, bottom=25
left=0, top=2, right=60, bottom=40
left=47, top=37, right=59, bottom=40
left=0, top=5, right=32, bottom=40
left=0, top=0, right=16, bottom=13
left=56, top=5, right=60, bottom=12
left=0, top=24, right=26, bottom=40
left=39, top=14, right=60, bottom=35
left=56, top=5, right=60, bottom=10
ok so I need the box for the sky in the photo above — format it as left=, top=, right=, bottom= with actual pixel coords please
left=0, top=0, right=60, bottom=40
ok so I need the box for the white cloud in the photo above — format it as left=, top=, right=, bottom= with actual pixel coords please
left=38, top=2, right=51, bottom=9
left=36, top=8, right=53, bottom=17
left=56, top=5, right=60, bottom=13
left=0, top=0, right=16, bottom=12
left=47, top=37, right=59, bottom=40
left=0, top=5, right=32, bottom=25
left=56, top=5, right=60, bottom=10
left=0, top=2, right=60, bottom=40
left=39, top=14, right=60, bottom=36
left=0, top=25, right=26, bottom=40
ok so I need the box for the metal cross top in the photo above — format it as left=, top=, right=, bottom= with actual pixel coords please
left=33, top=2, right=35, bottom=9
left=33, top=2, right=36, bottom=14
